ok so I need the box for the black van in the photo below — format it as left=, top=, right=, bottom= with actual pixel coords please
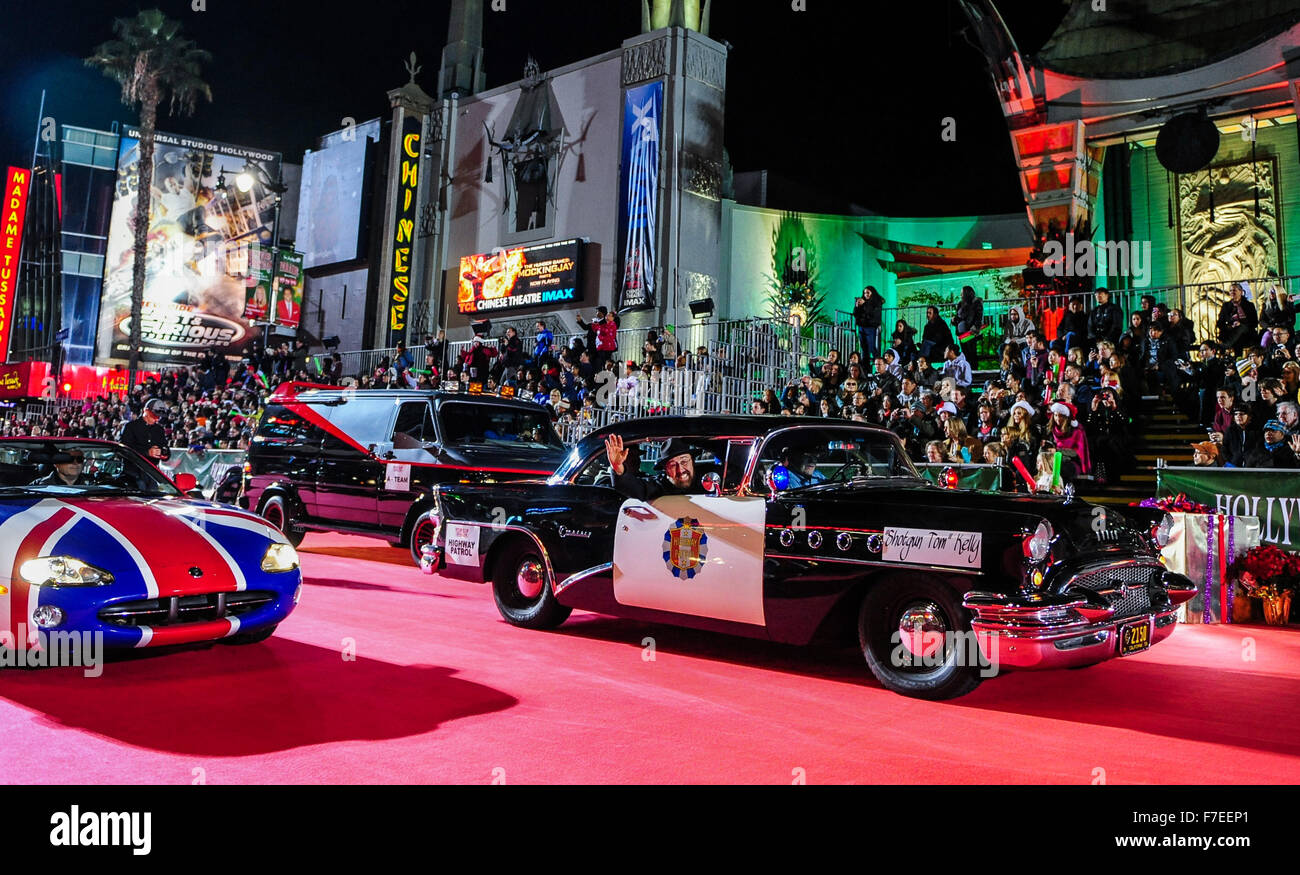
left=246, top=383, right=569, bottom=565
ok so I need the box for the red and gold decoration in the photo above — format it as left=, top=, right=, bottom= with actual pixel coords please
left=1231, top=544, right=1300, bottom=626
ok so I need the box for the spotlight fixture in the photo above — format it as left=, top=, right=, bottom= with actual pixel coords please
left=688, top=298, right=715, bottom=319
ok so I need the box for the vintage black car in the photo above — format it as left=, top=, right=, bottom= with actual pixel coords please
left=246, top=383, right=568, bottom=555
left=420, top=416, right=1197, bottom=699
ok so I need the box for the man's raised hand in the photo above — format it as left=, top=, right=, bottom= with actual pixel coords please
left=605, top=434, right=628, bottom=476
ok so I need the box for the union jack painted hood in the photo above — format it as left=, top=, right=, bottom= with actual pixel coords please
left=0, top=495, right=300, bottom=650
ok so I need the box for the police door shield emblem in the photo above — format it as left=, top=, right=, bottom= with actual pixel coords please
left=663, top=517, right=708, bottom=579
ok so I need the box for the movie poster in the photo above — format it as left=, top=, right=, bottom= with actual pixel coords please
left=96, top=127, right=282, bottom=365
left=241, top=243, right=274, bottom=321
left=457, top=239, right=582, bottom=315
left=273, top=249, right=304, bottom=329
left=615, top=81, right=663, bottom=314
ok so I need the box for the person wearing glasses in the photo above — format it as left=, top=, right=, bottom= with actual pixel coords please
left=31, top=449, right=90, bottom=487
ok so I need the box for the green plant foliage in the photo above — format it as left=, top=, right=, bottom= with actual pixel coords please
left=766, top=212, right=826, bottom=334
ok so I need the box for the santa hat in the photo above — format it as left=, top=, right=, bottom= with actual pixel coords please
left=938, top=401, right=958, bottom=416
left=1011, top=400, right=1036, bottom=420
left=1050, top=401, right=1078, bottom=427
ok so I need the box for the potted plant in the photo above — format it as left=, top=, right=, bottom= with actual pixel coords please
left=1231, top=544, right=1300, bottom=625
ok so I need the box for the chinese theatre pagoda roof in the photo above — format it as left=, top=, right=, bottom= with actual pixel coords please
left=858, top=232, right=1031, bottom=278
left=1034, top=0, right=1300, bottom=79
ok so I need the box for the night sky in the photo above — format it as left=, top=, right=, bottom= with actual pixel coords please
left=0, top=0, right=1066, bottom=216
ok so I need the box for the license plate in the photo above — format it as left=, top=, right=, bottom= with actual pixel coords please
left=1118, top=619, right=1151, bottom=656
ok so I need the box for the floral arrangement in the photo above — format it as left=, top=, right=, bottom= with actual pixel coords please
left=1231, top=544, right=1300, bottom=600
left=1135, top=493, right=1210, bottom=513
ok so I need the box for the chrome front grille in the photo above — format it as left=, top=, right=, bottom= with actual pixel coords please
left=99, top=591, right=276, bottom=627
left=1070, top=564, right=1161, bottom=619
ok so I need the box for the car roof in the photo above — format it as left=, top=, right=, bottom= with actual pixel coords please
left=574, top=416, right=897, bottom=454
left=273, top=387, right=546, bottom=413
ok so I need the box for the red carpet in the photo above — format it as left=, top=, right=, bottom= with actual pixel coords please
left=2, top=531, right=1299, bottom=784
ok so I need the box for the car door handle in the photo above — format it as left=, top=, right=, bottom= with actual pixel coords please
left=622, top=505, right=656, bottom=521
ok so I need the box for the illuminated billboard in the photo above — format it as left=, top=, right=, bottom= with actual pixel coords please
left=1, top=167, right=31, bottom=362
left=96, top=127, right=282, bottom=365
left=296, top=137, right=366, bottom=269
left=457, top=238, right=583, bottom=315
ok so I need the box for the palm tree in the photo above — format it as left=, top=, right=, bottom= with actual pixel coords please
left=87, top=9, right=211, bottom=387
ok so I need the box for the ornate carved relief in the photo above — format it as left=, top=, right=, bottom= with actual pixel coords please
left=684, top=42, right=726, bottom=91
left=623, top=38, right=668, bottom=85
left=1177, top=157, right=1280, bottom=341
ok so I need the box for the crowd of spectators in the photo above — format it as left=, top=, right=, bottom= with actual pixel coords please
left=756, top=281, right=1300, bottom=489
left=1, top=342, right=314, bottom=452
left=5, top=281, right=1298, bottom=486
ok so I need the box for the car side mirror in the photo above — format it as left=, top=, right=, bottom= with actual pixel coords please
left=765, top=464, right=791, bottom=493
left=173, top=472, right=198, bottom=493
left=701, top=471, right=721, bottom=495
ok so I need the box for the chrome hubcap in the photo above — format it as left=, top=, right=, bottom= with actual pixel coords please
left=898, top=602, right=947, bottom=659
left=516, top=560, right=545, bottom=599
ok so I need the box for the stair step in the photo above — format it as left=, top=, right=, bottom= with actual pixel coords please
left=1121, top=473, right=1156, bottom=483
left=1080, top=494, right=1148, bottom=506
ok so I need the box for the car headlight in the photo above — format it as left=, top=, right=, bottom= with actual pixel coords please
left=261, top=543, right=299, bottom=573
left=1023, top=520, right=1054, bottom=562
left=1152, top=513, right=1174, bottom=549
left=19, top=556, right=114, bottom=587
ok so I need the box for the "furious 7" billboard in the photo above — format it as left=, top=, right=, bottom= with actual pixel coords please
left=96, top=128, right=282, bottom=365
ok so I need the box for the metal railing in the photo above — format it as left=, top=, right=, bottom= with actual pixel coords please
left=333, top=316, right=857, bottom=417
left=836, top=273, right=1300, bottom=357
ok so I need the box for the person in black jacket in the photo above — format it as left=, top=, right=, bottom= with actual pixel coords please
left=919, top=306, right=954, bottom=361
left=1221, top=405, right=1263, bottom=466
left=1218, top=283, right=1259, bottom=353
left=852, top=286, right=884, bottom=358
left=29, top=448, right=91, bottom=487
left=1260, top=286, right=1296, bottom=332
left=606, top=435, right=704, bottom=500
left=953, top=286, right=983, bottom=362
left=1087, top=288, right=1124, bottom=347
left=1057, top=296, right=1089, bottom=354
left=1139, top=322, right=1181, bottom=393
left=890, top=319, right=917, bottom=365
left=120, top=399, right=171, bottom=464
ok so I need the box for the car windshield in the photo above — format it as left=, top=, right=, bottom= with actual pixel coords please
left=752, top=427, right=920, bottom=491
left=437, top=402, right=565, bottom=450
left=0, top=441, right=180, bottom=497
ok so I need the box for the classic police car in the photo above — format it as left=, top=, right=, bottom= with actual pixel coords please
left=246, top=383, right=568, bottom=558
left=0, top=439, right=301, bottom=654
left=421, top=416, right=1197, bottom=699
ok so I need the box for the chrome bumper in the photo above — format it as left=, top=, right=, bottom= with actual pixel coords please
left=963, top=567, right=1194, bottom=670
left=966, top=607, right=1179, bottom=670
